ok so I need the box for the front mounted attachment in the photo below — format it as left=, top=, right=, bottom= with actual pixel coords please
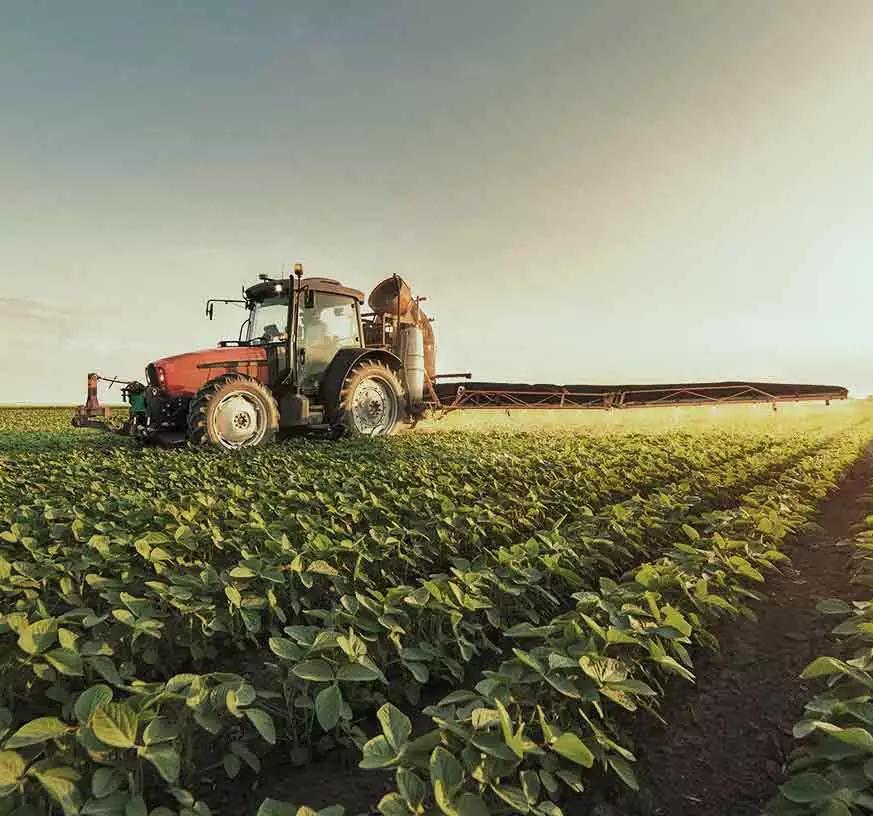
left=72, top=373, right=112, bottom=428
left=72, top=372, right=144, bottom=433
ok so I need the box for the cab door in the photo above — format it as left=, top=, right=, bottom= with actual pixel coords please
left=299, top=291, right=363, bottom=392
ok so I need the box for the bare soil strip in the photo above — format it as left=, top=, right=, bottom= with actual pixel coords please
left=628, top=447, right=873, bottom=816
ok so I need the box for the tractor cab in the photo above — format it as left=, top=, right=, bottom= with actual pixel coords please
left=243, top=276, right=366, bottom=394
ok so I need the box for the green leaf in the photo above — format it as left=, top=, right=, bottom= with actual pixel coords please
left=91, top=767, right=123, bottom=797
left=430, top=746, right=464, bottom=797
left=91, top=703, right=138, bottom=749
left=779, top=772, right=836, bottom=803
left=307, top=560, right=339, bottom=576
left=223, top=753, right=241, bottom=779
left=245, top=709, right=277, bottom=745
left=45, top=648, right=84, bottom=676
left=315, top=685, right=343, bottom=732
left=378, top=704, right=412, bottom=752
left=823, top=725, right=873, bottom=752
left=174, top=525, right=193, bottom=543
left=727, top=556, right=764, bottom=583
left=81, top=791, right=130, bottom=815
left=661, top=606, right=692, bottom=638
left=234, top=683, right=257, bottom=707
left=544, top=675, right=581, bottom=699
left=800, top=656, right=873, bottom=687
left=551, top=733, right=594, bottom=767
left=18, top=618, right=58, bottom=655
left=360, top=735, right=399, bottom=769
left=512, top=648, right=544, bottom=675
left=470, top=733, right=520, bottom=761
left=377, top=793, right=412, bottom=816
left=0, top=750, right=25, bottom=786
left=681, top=523, right=700, bottom=542
left=5, top=716, right=70, bottom=748
left=520, top=770, right=540, bottom=804
left=31, top=765, right=82, bottom=816
left=143, top=717, right=179, bottom=745
left=396, top=768, right=426, bottom=807
left=90, top=656, right=124, bottom=686
left=75, top=686, right=114, bottom=725
left=337, top=663, right=381, bottom=682
left=292, top=659, right=335, bottom=682
left=634, top=565, right=659, bottom=589
left=140, top=744, right=180, bottom=783
left=607, top=755, right=639, bottom=790
left=269, top=638, right=302, bottom=661
left=457, top=793, right=489, bottom=816
left=490, top=785, right=529, bottom=813
left=609, top=679, right=658, bottom=697
left=230, top=740, right=261, bottom=773
left=653, top=654, right=695, bottom=682
left=256, top=800, right=298, bottom=816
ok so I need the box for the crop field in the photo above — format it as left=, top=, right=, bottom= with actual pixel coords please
left=2, top=404, right=873, bottom=816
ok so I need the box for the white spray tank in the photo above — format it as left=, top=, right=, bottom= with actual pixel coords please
left=399, top=324, right=425, bottom=408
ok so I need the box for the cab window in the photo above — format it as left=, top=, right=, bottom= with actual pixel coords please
left=299, top=292, right=361, bottom=388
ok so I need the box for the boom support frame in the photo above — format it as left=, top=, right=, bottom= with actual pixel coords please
left=429, top=380, right=848, bottom=413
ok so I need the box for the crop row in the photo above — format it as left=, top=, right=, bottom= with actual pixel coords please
left=765, top=479, right=873, bottom=815
left=1, top=429, right=805, bottom=561
left=0, top=428, right=837, bottom=602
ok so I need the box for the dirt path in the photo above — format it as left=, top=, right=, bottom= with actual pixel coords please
left=627, top=446, right=873, bottom=816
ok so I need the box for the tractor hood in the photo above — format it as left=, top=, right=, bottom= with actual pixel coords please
left=147, top=346, right=270, bottom=397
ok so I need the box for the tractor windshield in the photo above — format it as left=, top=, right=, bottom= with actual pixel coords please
left=248, top=297, right=289, bottom=344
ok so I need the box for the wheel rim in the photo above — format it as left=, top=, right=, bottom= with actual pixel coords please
left=350, top=375, right=399, bottom=435
left=210, top=392, right=267, bottom=449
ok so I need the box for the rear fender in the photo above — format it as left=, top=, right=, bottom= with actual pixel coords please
left=320, top=348, right=402, bottom=423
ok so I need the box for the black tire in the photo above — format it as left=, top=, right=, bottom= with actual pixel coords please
left=335, top=361, right=406, bottom=437
left=187, top=373, right=279, bottom=449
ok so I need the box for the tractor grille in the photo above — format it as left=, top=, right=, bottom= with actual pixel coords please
left=146, top=364, right=159, bottom=387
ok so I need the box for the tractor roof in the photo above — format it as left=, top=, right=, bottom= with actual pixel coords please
left=245, top=277, right=365, bottom=304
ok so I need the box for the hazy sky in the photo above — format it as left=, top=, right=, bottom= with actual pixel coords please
left=3, top=1, right=873, bottom=403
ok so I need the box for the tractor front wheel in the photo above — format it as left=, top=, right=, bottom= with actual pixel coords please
left=337, top=361, right=406, bottom=437
left=187, top=374, right=279, bottom=449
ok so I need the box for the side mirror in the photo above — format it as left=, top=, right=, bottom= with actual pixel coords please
left=206, top=303, right=214, bottom=320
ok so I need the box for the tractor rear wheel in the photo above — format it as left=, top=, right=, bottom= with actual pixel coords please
left=187, top=374, right=279, bottom=449
left=337, top=361, right=406, bottom=437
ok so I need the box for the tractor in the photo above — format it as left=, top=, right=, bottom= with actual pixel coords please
left=74, top=266, right=435, bottom=447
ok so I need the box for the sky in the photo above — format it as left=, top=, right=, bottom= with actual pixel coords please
left=3, top=0, right=873, bottom=403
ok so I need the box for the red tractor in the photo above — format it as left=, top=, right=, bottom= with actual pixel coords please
left=75, top=267, right=435, bottom=447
